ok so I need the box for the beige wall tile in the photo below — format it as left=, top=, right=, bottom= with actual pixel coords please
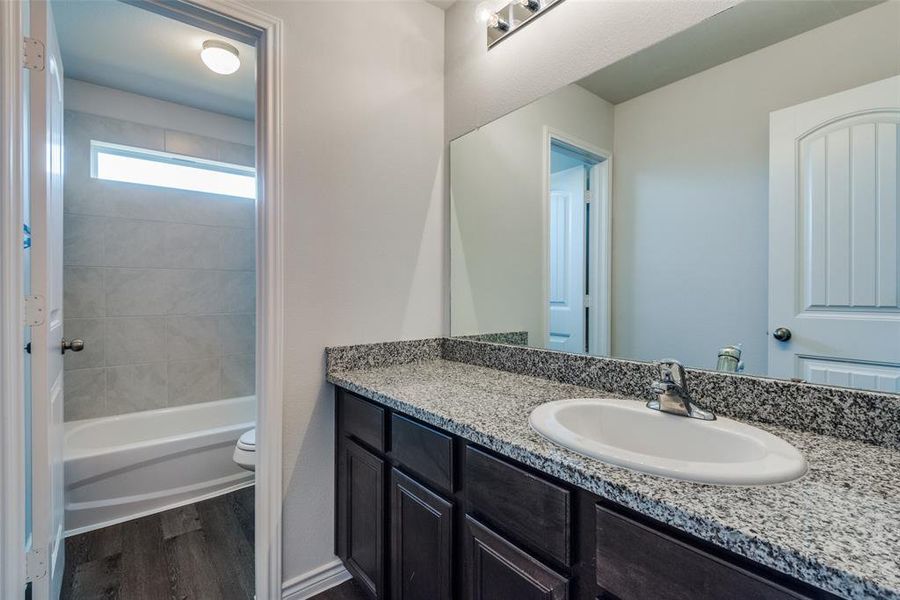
left=103, top=218, right=166, bottom=268
left=163, top=223, right=223, bottom=270
left=64, top=214, right=105, bottom=266
left=64, top=110, right=256, bottom=420
left=106, top=363, right=167, bottom=415
left=221, top=354, right=255, bottom=398
left=164, top=130, right=219, bottom=162
left=220, top=227, right=255, bottom=270
left=65, top=368, right=107, bottom=421
left=168, top=358, right=221, bottom=406
left=166, top=316, right=220, bottom=360
left=169, top=270, right=224, bottom=316
left=217, top=141, right=255, bottom=167
left=106, top=317, right=166, bottom=366
left=220, top=271, right=255, bottom=314
left=63, top=318, right=105, bottom=370
left=64, top=267, right=106, bottom=318
left=105, top=268, right=173, bottom=316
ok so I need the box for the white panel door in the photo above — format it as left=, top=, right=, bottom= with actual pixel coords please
left=548, top=166, right=586, bottom=353
left=29, top=1, right=66, bottom=597
left=769, top=76, right=900, bottom=390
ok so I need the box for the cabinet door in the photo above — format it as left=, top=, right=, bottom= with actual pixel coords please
left=340, top=440, right=385, bottom=598
left=465, top=516, right=568, bottom=600
left=390, top=469, right=453, bottom=600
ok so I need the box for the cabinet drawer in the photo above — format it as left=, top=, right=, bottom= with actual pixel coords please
left=465, top=446, right=571, bottom=565
left=595, top=505, right=809, bottom=600
left=465, top=516, right=568, bottom=600
left=391, top=414, right=454, bottom=492
left=339, top=390, right=385, bottom=452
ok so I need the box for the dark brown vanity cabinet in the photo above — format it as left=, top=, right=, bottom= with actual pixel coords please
left=337, top=439, right=386, bottom=598
left=334, top=388, right=832, bottom=600
left=391, top=469, right=453, bottom=600
left=465, top=516, right=568, bottom=600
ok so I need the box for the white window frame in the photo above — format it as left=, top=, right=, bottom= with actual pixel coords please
left=90, top=140, right=257, bottom=199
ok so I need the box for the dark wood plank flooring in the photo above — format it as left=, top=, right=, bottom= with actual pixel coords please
left=62, top=487, right=254, bottom=600
left=309, top=579, right=370, bottom=600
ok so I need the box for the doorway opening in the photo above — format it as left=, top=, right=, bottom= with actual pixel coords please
left=545, top=131, right=611, bottom=356
left=2, top=0, right=284, bottom=598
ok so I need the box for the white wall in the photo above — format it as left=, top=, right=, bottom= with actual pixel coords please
left=252, top=0, right=445, bottom=587
left=611, top=1, right=900, bottom=373
left=444, top=0, right=739, bottom=140
left=64, top=78, right=255, bottom=146
left=451, top=84, right=613, bottom=343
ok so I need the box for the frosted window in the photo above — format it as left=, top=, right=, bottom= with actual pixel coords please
left=91, top=141, right=255, bottom=199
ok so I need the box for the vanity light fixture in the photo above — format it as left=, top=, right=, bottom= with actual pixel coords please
left=514, top=0, right=541, bottom=13
left=480, top=0, right=563, bottom=48
left=200, top=39, right=241, bottom=75
left=476, top=1, right=509, bottom=30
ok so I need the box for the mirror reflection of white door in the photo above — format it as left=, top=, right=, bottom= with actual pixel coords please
left=28, top=1, right=66, bottom=597
left=769, top=75, right=900, bottom=392
left=549, top=166, right=586, bottom=353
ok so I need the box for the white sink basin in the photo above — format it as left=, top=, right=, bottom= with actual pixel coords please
left=529, top=398, right=807, bottom=485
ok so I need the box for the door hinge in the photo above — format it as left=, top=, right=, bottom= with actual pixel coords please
left=24, top=295, right=45, bottom=326
left=25, top=548, right=47, bottom=582
left=584, top=191, right=592, bottom=204
left=23, top=37, right=45, bottom=71
left=584, top=294, right=592, bottom=308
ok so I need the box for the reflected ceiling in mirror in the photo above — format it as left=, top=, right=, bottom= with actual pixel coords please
left=449, top=0, right=900, bottom=395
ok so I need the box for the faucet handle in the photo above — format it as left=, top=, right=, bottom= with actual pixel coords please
left=655, top=359, right=688, bottom=391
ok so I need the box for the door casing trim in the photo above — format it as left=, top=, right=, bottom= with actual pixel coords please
left=0, top=1, right=285, bottom=598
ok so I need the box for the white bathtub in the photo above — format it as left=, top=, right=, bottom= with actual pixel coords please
left=64, top=395, right=255, bottom=536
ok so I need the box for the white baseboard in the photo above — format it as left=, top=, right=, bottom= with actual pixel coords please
left=282, top=559, right=352, bottom=600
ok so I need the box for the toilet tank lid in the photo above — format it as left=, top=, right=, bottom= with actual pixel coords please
left=237, top=428, right=256, bottom=450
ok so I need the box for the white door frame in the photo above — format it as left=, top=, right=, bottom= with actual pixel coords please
left=541, top=127, right=612, bottom=355
left=0, top=2, right=285, bottom=599
left=0, top=1, right=27, bottom=598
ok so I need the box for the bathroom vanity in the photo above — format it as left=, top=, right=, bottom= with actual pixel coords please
left=327, top=339, right=900, bottom=600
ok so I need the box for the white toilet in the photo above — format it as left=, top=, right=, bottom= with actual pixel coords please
left=233, top=428, right=256, bottom=471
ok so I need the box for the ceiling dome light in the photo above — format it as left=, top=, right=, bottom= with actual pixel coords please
left=200, top=40, right=240, bottom=75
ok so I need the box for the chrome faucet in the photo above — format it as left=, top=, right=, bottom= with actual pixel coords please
left=647, top=359, right=716, bottom=421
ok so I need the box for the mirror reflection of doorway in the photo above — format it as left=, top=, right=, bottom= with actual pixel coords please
left=547, top=135, right=610, bottom=355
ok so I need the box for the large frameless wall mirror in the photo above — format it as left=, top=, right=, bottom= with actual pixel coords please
left=450, top=0, right=900, bottom=394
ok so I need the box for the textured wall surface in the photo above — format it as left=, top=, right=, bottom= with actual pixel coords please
left=444, top=0, right=739, bottom=140
left=63, top=109, right=256, bottom=421
left=252, top=0, right=446, bottom=587
left=611, top=1, right=900, bottom=373
left=450, top=84, right=613, bottom=342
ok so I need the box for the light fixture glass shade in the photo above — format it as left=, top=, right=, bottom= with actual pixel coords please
left=475, top=0, right=504, bottom=24
left=200, top=40, right=240, bottom=75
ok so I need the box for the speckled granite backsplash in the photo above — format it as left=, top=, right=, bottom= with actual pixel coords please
left=326, top=337, right=900, bottom=449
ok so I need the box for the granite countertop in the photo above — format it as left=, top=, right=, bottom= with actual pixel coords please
left=327, top=358, right=900, bottom=600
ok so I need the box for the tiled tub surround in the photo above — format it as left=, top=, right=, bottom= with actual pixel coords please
left=63, top=110, right=256, bottom=420
left=326, top=338, right=900, bottom=600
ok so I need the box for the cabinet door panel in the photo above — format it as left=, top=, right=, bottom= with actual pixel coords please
left=390, top=469, right=453, bottom=600
left=465, top=516, right=568, bottom=600
left=342, top=440, right=385, bottom=598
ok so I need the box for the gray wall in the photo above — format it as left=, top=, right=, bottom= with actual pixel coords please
left=450, top=84, right=614, bottom=343
left=254, top=0, right=445, bottom=585
left=444, top=0, right=738, bottom=140
left=611, top=1, right=900, bottom=373
left=63, top=109, right=256, bottom=421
